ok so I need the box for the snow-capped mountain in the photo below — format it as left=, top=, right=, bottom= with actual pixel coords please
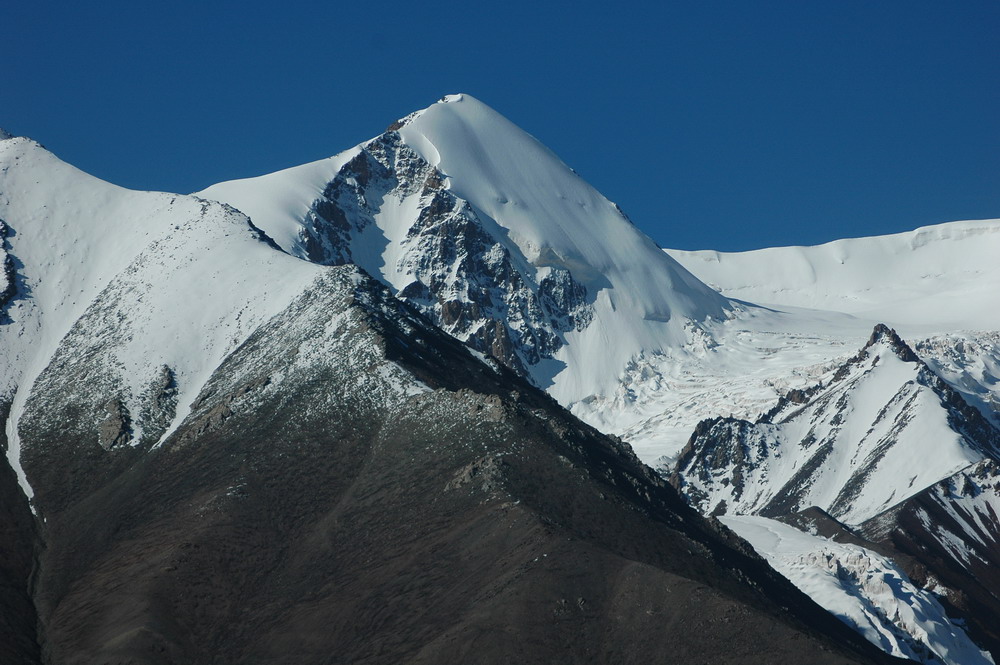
left=657, top=223, right=1000, bottom=664
left=199, top=94, right=730, bottom=400
left=191, top=100, right=1000, bottom=664
left=2, top=92, right=999, bottom=664
left=672, top=323, right=1000, bottom=660
left=0, top=131, right=326, bottom=501
left=0, top=115, right=907, bottom=664
left=196, top=97, right=1000, bottom=491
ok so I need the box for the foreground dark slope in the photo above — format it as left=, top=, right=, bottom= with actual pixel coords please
left=0, top=402, right=41, bottom=665
left=13, top=267, right=902, bottom=664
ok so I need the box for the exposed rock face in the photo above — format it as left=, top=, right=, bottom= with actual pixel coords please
left=97, top=398, right=132, bottom=449
left=0, top=220, right=17, bottom=320
left=137, top=366, right=178, bottom=447
left=13, top=268, right=899, bottom=665
left=293, top=130, right=593, bottom=377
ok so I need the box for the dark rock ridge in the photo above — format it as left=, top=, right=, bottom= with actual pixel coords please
left=0, top=219, right=19, bottom=321
left=9, top=267, right=902, bottom=665
left=294, top=130, right=593, bottom=378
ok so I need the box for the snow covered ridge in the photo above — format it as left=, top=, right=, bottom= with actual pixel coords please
left=910, top=461, right=1000, bottom=570
left=673, top=325, right=1000, bottom=526
left=722, top=515, right=994, bottom=665
left=199, top=93, right=731, bottom=401
left=666, top=218, right=1000, bottom=330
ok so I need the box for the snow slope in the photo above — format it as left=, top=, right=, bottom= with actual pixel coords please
left=666, top=220, right=1000, bottom=331
left=723, top=515, right=993, bottom=665
left=193, top=149, right=362, bottom=260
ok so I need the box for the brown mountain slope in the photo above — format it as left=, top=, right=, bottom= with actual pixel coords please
left=10, top=267, right=906, bottom=664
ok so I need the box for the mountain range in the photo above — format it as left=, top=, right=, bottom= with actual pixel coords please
left=1, top=94, right=997, bottom=664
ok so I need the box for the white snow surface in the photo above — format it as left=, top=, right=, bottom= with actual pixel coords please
left=585, top=218, right=1000, bottom=468
left=666, top=219, right=1000, bottom=331
left=722, top=515, right=994, bottom=665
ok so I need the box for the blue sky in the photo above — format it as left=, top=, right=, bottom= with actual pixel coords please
left=6, top=1, right=998, bottom=251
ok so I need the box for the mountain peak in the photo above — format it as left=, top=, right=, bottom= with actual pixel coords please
left=385, top=93, right=475, bottom=132
left=0, top=128, right=14, bottom=140
left=200, top=95, right=729, bottom=403
left=864, top=324, right=919, bottom=363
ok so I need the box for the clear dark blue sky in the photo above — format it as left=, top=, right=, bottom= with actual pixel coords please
left=6, top=1, right=998, bottom=251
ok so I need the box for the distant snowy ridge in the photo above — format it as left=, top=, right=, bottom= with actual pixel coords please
left=666, top=219, right=1000, bottom=331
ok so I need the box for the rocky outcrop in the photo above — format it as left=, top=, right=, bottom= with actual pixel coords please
left=97, top=399, right=132, bottom=449
left=137, top=366, right=178, bottom=447
left=0, top=220, right=18, bottom=321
